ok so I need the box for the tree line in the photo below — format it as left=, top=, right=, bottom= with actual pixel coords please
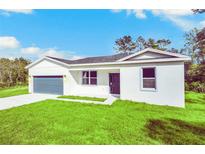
left=0, top=58, right=30, bottom=88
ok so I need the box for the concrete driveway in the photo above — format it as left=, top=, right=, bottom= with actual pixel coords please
left=0, top=94, right=58, bottom=110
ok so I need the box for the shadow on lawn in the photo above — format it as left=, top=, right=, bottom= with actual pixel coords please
left=146, top=119, right=205, bottom=145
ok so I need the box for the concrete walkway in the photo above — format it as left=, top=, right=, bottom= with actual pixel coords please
left=0, top=94, right=58, bottom=110
left=53, top=95, right=118, bottom=105
left=0, top=94, right=118, bottom=110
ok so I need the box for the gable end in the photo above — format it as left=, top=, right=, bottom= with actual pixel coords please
left=125, top=51, right=176, bottom=61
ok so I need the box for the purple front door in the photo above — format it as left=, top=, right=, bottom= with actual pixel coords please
left=109, top=73, right=120, bottom=94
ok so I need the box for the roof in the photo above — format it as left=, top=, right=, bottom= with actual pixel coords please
left=47, top=52, right=132, bottom=64
left=25, top=48, right=191, bottom=69
left=117, top=48, right=189, bottom=62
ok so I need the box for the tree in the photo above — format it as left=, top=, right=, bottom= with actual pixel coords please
left=156, top=39, right=171, bottom=50
left=196, top=28, right=205, bottom=63
left=192, top=9, right=205, bottom=14
left=191, top=9, right=205, bottom=63
left=114, top=35, right=171, bottom=53
left=114, top=35, right=136, bottom=53
left=184, top=28, right=200, bottom=63
left=0, top=57, right=30, bottom=88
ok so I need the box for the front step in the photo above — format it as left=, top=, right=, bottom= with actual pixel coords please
left=103, top=95, right=118, bottom=105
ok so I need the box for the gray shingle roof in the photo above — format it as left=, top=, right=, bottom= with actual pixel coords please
left=47, top=52, right=132, bottom=65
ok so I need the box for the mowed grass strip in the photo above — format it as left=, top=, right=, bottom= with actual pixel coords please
left=58, top=95, right=106, bottom=102
left=0, top=86, right=28, bottom=98
left=0, top=91, right=204, bottom=144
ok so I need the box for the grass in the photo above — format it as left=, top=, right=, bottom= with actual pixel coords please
left=0, top=91, right=204, bottom=144
left=58, top=95, right=106, bottom=102
left=0, top=86, right=28, bottom=98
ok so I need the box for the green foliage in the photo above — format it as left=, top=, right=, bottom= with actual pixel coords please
left=114, top=35, right=136, bottom=53
left=0, top=57, right=30, bottom=88
left=58, top=95, right=106, bottom=102
left=186, top=64, right=205, bottom=83
left=184, top=28, right=200, bottom=63
left=114, top=35, right=171, bottom=53
left=185, top=64, right=205, bottom=93
left=186, top=82, right=205, bottom=93
left=196, top=28, right=205, bottom=63
left=0, top=91, right=204, bottom=144
left=0, top=86, right=28, bottom=98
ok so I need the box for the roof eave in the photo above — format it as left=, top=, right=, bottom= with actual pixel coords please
left=25, top=54, right=191, bottom=69
left=25, top=56, right=70, bottom=69
left=117, top=48, right=190, bottom=62
left=68, top=57, right=191, bottom=67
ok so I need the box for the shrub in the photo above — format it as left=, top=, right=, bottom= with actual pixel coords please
left=188, top=82, right=205, bottom=93
left=185, top=82, right=190, bottom=91
left=186, top=64, right=205, bottom=83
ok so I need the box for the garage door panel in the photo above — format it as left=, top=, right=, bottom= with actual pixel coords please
left=33, top=76, right=63, bottom=95
left=34, top=79, right=63, bottom=86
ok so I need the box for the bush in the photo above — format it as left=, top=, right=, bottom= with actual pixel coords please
left=187, top=82, right=205, bottom=93
left=186, top=64, right=205, bottom=83
left=185, top=82, right=190, bottom=91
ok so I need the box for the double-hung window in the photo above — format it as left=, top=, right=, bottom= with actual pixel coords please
left=141, top=67, right=156, bottom=90
left=82, top=71, right=97, bottom=85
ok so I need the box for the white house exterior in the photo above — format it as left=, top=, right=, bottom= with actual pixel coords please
left=26, top=48, right=191, bottom=107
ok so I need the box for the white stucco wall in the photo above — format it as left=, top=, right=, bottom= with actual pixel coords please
left=120, top=62, right=185, bottom=107
left=66, top=69, right=119, bottom=97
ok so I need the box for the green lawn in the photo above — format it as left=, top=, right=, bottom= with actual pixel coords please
left=0, top=86, right=28, bottom=98
left=58, top=95, right=106, bottom=102
left=0, top=91, right=205, bottom=144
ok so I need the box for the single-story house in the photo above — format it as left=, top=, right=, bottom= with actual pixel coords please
left=26, top=48, right=191, bottom=107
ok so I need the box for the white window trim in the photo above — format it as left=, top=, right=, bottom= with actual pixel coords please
left=82, top=70, right=97, bottom=86
left=140, top=67, right=157, bottom=92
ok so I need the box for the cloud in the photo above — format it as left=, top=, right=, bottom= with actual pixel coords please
left=151, top=9, right=196, bottom=31
left=39, top=48, right=83, bottom=60
left=111, top=9, right=122, bottom=13
left=39, top=48, right=65, bottom=58
left=111, top=9, right=203, bottom=31
left=1, top=9, right=33, bottom=15
left=21, top=47, right=41, bottom=54
left=162, top=15, right=195, bottom=31
left=21, top=46, right=82, bottom=60
left=0, top=9, right=33, bottom=16
left=0, top=36, right=20, bottom=49
left=151, top=9, right=193, bottom=16
left=111, top=9, right=146, bottom=19
left=126, top=10, right=147, bottom=19
left=0, top=35, right=82, bottom=61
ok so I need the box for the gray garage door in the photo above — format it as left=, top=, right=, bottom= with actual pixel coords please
left=33, top=76, right=63, bottom=95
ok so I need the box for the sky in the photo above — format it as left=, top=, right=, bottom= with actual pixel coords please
left=0, top=9, right=205, bottom=61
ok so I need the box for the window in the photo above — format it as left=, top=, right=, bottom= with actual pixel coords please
left=141, top=67, right=156, bottom=90
left=82, top=71, right=97, bottom=85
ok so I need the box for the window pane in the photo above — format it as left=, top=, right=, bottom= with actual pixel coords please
left=82, top=78, right=89, bottom=85
left=143, top=68, right=155, bottom=78
left=90, top=78, right=97, bottom=85
left=83, top=71, right=89, bottom=77
left=90, top=71, right=97, bottom=77
left=143, top=79, right=156, bottom=88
